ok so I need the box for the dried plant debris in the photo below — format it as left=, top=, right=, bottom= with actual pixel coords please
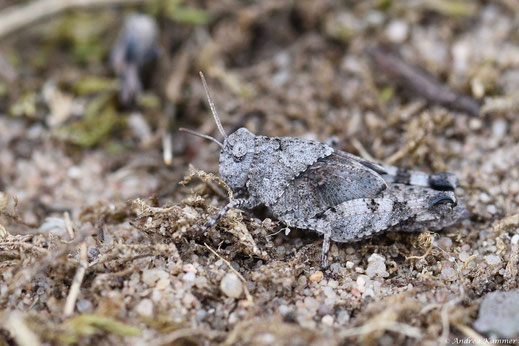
left=2, top=0, right=519, bottom=345
left=369, top=47, right=481, bottom=117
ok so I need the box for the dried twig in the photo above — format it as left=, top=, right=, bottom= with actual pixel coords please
left=64, top=242, right=88, bottom=316
left=0, top=0, right=149, bottom=39
left=453, top=323, right=491, bottom=346
left=3, top=311, right=41, bottom=346
left=368, top=47, right=481, bottom=117
left=64, top=211, right=74, bottom=240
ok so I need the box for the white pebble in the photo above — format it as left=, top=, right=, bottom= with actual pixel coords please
left=479, top=192, right=491, bottom=203
left=362, top=288, right=375, bottom=299
left=135, top=299, right=154, bottom=318
left=492, top=119, right=508, bottom=138
left=322, top=315, right=334, bottom=326
left=220, top=273, right=243, bottom=299
left=437, top=237, right=453, bottom=250
left=182, top=272, right=196, bottom=282
left=485, top=254, right=501, bottom=265
left=511, top=235, right=519, bottom=245
left=441, top=266, right=456, bottom=279
left=385, top=20, right=409, bottom=43
left=337, top=310, right=350, bottom=324
left=366, top=253, right=388, bottom=278
left=142, top=269, right=169, bottom=286
left=459, top=252, right=470, bottom=262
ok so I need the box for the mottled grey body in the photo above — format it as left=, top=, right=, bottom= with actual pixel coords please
left=188, top=72, right=468, bottom=269
left=210, top=127, right=467, bottom=268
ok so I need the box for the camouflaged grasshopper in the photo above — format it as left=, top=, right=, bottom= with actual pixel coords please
left=181, top=72, right=468, bottom=269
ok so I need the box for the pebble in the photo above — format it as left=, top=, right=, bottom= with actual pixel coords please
left=318, top=304, right=332, bottom=316
left=323, top=286, right=337, bottom=299
left=337, top=310, right=350, bottom=324
left=511, top=234, right=519, bottom=245
left=479, top=192, right=491, bottom=203
left=142, top=269, right=169, bottom=286
left=366, top=253, right=388, bottom=278
left=385, top=20, right=409, bottom=43
left=484, top=254, right=501, bottom=265
left=474, top=289, right=519, bottom=338
left=441, top=266, right=456, bottom=279
left=487, top=205, right=497, bottom=214
left=459, top=252, right=470, bottom=262
left=182, top=272, right=196, bottom=282
left=220, top=273, right=243, bottom=299
left=437, top=237, right=453, bottom=250
left=309, top=271, right=324, bottom=282
left=492, top=119, right=508, bottom=138
left=76, top=299, right=92, bottom=313
left=362, top=288, right=375, bottom=299
left=182, top=263, right=197, bottom=274
left=182, top=293, right=196, bottom=308
left=304, top=297, right=319, bottom=310
left=279, top=305, right=290, bottom=315
left=135, top=299, right=154, bottom=318
left=322, top=315, right=334, bottom=326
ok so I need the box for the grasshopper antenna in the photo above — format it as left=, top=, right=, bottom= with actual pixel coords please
left=199, top=71, right=227, bottom=139
left=179, top=127, right=224, bottom=149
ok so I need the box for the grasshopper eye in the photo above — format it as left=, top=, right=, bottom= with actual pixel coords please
left=232, top=142, right=248, bottom=159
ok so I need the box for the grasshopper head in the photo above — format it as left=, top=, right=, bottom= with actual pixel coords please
left=219, top=127, right=256, bottom=192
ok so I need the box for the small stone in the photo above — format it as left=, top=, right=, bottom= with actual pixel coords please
left=437, top=237, right=453, bottom=250
left=479, top=192, right=491, bottom=203
left=220, top=273, right=243, bottom=299
left=182, top=293, right=196, bottom=308
left=76, top=299, right=92, bottom=313
left=474, top=289, right=519, bottom=338
left=366, top=253, right=388, bottom=278
left=484, top=254, right=501, bottom=265
left=441, top=266, right=456, bottom=280
left=362, top=288, right=375, bottom=299
left=337, top=310, right=350, bottom=324
left=318, top=304, right=332, bottom=316
left=346, top=261, right=354, bottom=269
left=492, top=119, right=508, bottom=138
left=279, top=305, right=290, bottom=315
left=459, top=252, right=470, bottom=262
left=322, top=315, right=334, bottom=326
left=135, top=299, right=154, bottom=318
left=182, top=272, right=196, bottom=282
left=385, top=20, right=408, bottom=43
left=304, top=297, right=319, bottom=310
left=155, top=277, right=170, bottom=290
left=142, top=269, right=169, bottom=286
left=511, top=234, right=519, bottom=245
left=309, top=271, right=324, bottom=282
left=487, top=205, right=497, bottom=214
left=182, top=263, right=197, bottom=273
left=323, top=286, right=336, bottom=299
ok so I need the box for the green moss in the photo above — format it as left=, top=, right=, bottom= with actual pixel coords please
left=60, top=314, right=141, bottom=343
left=56, top=94, right=123, bottom=148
